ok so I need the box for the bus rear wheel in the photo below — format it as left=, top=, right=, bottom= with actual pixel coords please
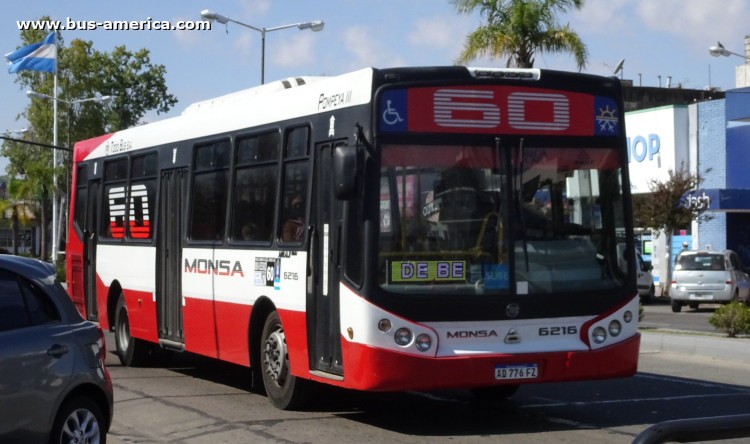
left=471, top=384, right=519, bottom=402
left=260, top=311, right=313, bottom=410
left=115, top=294, right=151, bottom=367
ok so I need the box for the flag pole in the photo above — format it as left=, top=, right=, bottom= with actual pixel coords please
left=51, top=33, right=58, bottom=262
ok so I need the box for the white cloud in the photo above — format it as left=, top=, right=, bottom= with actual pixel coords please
left=269, top=33, right=316, bottom=68
left=568, top=0, right=633, bottom=33
left=341, top=25, right=406, bottom=70
left=172, top=15, right=202, bottom=46
left=635, top=0, right=750, bottom=46
left=237, top=0, right=271, bottom=17
left=407, top=15, right=473, bottom=58
left=571, top=0, right=750, bottom=47
left=234, top=33, right=254, bottom=55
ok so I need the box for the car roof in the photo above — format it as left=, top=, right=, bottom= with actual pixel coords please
left=679, top=250, right=732, bottom=256
left=0, top=255, right=82, bottom=322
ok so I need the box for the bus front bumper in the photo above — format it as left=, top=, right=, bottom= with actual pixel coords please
left=339, top=333, right=640, bottom=392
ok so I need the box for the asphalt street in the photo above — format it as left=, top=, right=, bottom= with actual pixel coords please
left=103, top=333, right=750, bottom=444
left=640, top=297, right=725, bottom=334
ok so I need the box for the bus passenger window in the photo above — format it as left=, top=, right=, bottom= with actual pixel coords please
left=280, top=126, right=310, bottom=243
left=190, top=140, right=230, bottom=241
left=231, top=132, right=280, bottom=242
left=285, top=127, right=309, bottom=159
left=129, top=153, right=158, bottom=240
left=101, top=157, right=129, bottom=239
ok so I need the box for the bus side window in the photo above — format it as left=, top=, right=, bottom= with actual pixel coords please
left=280, top=127, right=310, bottom=244
left=231, top=131, right=280, bottom=242
left=189, top=139, right=231, bottom=241
left=129, top=152, right=158, bottom=240
left=74, top=164, right=88, bottom=236
left=101, top=158, right=129, bottom=239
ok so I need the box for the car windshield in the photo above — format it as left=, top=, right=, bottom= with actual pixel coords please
left=676, top=254, right=725, bottom=271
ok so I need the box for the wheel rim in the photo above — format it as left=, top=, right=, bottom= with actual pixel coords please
left=61, top=408, right=100, bottom=444
left=118, top=308, right=130, bottom=352
left=264, top=324, right=288, bottom=387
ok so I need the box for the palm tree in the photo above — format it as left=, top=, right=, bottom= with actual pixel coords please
left=0, top=179, right=35, bottom=255
left=453, top=0, right=588, bottom=71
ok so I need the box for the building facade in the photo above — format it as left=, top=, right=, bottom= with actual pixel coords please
left=627, top=87, right=750, bottom=290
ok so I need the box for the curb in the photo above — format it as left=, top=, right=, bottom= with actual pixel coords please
left=640, top=331, right=750, bottom=364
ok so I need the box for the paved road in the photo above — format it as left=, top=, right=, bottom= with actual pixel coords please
left=640, top=297, right=722, bottom=333
left=103, top=333, right=750, bottom=444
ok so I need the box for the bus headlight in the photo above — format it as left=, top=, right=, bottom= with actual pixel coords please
left=608, top=320, right=622, bottom=337
left=592, top=327, right=607, bottom=344
left=394, top=328, right=412, bottom=346
left=623, top=311, right=633, bottom=323
left=415, top=334, right=431, bottom=352
left=378, top=319, right=392, bottom=332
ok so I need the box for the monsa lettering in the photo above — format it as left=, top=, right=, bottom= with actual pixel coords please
left=447, top=330, right=498, bottom=339
left=184, top=258, right=244, bottom=277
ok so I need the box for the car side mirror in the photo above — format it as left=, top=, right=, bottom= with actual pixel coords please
left=333, top=144, right=360, bottom=200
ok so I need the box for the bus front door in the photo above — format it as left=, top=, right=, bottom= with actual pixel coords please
left=309, top=141, right=346, bottom=376
left=83, top=180, right=100, bottom=321
left=157, top=168, right=186, bottom=345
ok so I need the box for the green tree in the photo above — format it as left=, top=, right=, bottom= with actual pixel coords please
left=453, top=0, right=588, bottom=70
left=3, top=17, right=178, bottom=259
left=0, top=179, right=36, bottom=255
left=632, top=164, right=713, bottom=295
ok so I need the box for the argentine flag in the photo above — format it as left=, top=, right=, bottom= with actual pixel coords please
left=5, top=32, right=56, bottom=74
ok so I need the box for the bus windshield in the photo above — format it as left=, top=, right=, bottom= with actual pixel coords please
left=379, top=144, right=508, bottom=294
left=513, top=146, right=628, bottom=294
left=378, top=144, right=628, bottom=295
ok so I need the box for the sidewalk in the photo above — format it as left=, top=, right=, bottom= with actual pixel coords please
left=641, top=331, right=750, bottom=364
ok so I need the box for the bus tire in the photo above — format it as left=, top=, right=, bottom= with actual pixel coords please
left=260, top=311, right=313, bottom=410
left=470, top=385, right=519, bottom=401
left=670, top=299, right=682, bottom=313
left=115, top=294, right=151, bottom=367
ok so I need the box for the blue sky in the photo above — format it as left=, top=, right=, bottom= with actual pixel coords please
left=2, top=0, right=749, bottom=144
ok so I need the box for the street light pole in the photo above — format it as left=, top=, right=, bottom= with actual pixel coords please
left=261, top=29, right=266, bottom=84
left=199, top=10, right=324, bottom=85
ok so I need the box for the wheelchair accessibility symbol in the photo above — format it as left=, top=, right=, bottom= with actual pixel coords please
left=383, top=100, right=404, bottom=125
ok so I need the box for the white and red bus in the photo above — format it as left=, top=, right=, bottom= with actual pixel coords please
left=66, top=67, right=639, bottom=409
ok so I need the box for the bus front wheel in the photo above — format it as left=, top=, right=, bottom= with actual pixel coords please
left=260, top=311, right=314, bottom=410
left=114, top=294, right=151, bottom=367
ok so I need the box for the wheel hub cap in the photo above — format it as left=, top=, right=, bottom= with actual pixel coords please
left=264, top=327, right=288, bottom=385
left=61, top=408, right=100, bottom=444
left=118, top=311, right=130, bottom=351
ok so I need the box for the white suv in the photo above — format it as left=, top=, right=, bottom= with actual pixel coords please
left=670, top=250, right=750, bottom=312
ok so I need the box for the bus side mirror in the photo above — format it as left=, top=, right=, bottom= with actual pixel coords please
left=333, top=144, right=359, bottom=200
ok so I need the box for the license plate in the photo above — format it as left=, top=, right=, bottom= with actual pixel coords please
left=495, top=364, right=538, bottom=380
left=689, top=293, right=713, bottom=300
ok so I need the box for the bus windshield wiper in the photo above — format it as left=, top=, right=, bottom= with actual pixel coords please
left=516, top=138, right=529, bottom=272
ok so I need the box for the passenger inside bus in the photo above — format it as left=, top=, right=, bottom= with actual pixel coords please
left=282, top=195, right=305, bottom=242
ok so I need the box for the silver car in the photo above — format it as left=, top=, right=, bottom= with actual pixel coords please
left=0, top=256, right=113, bottom=444
left=670, top=249, right=750, bottom=312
